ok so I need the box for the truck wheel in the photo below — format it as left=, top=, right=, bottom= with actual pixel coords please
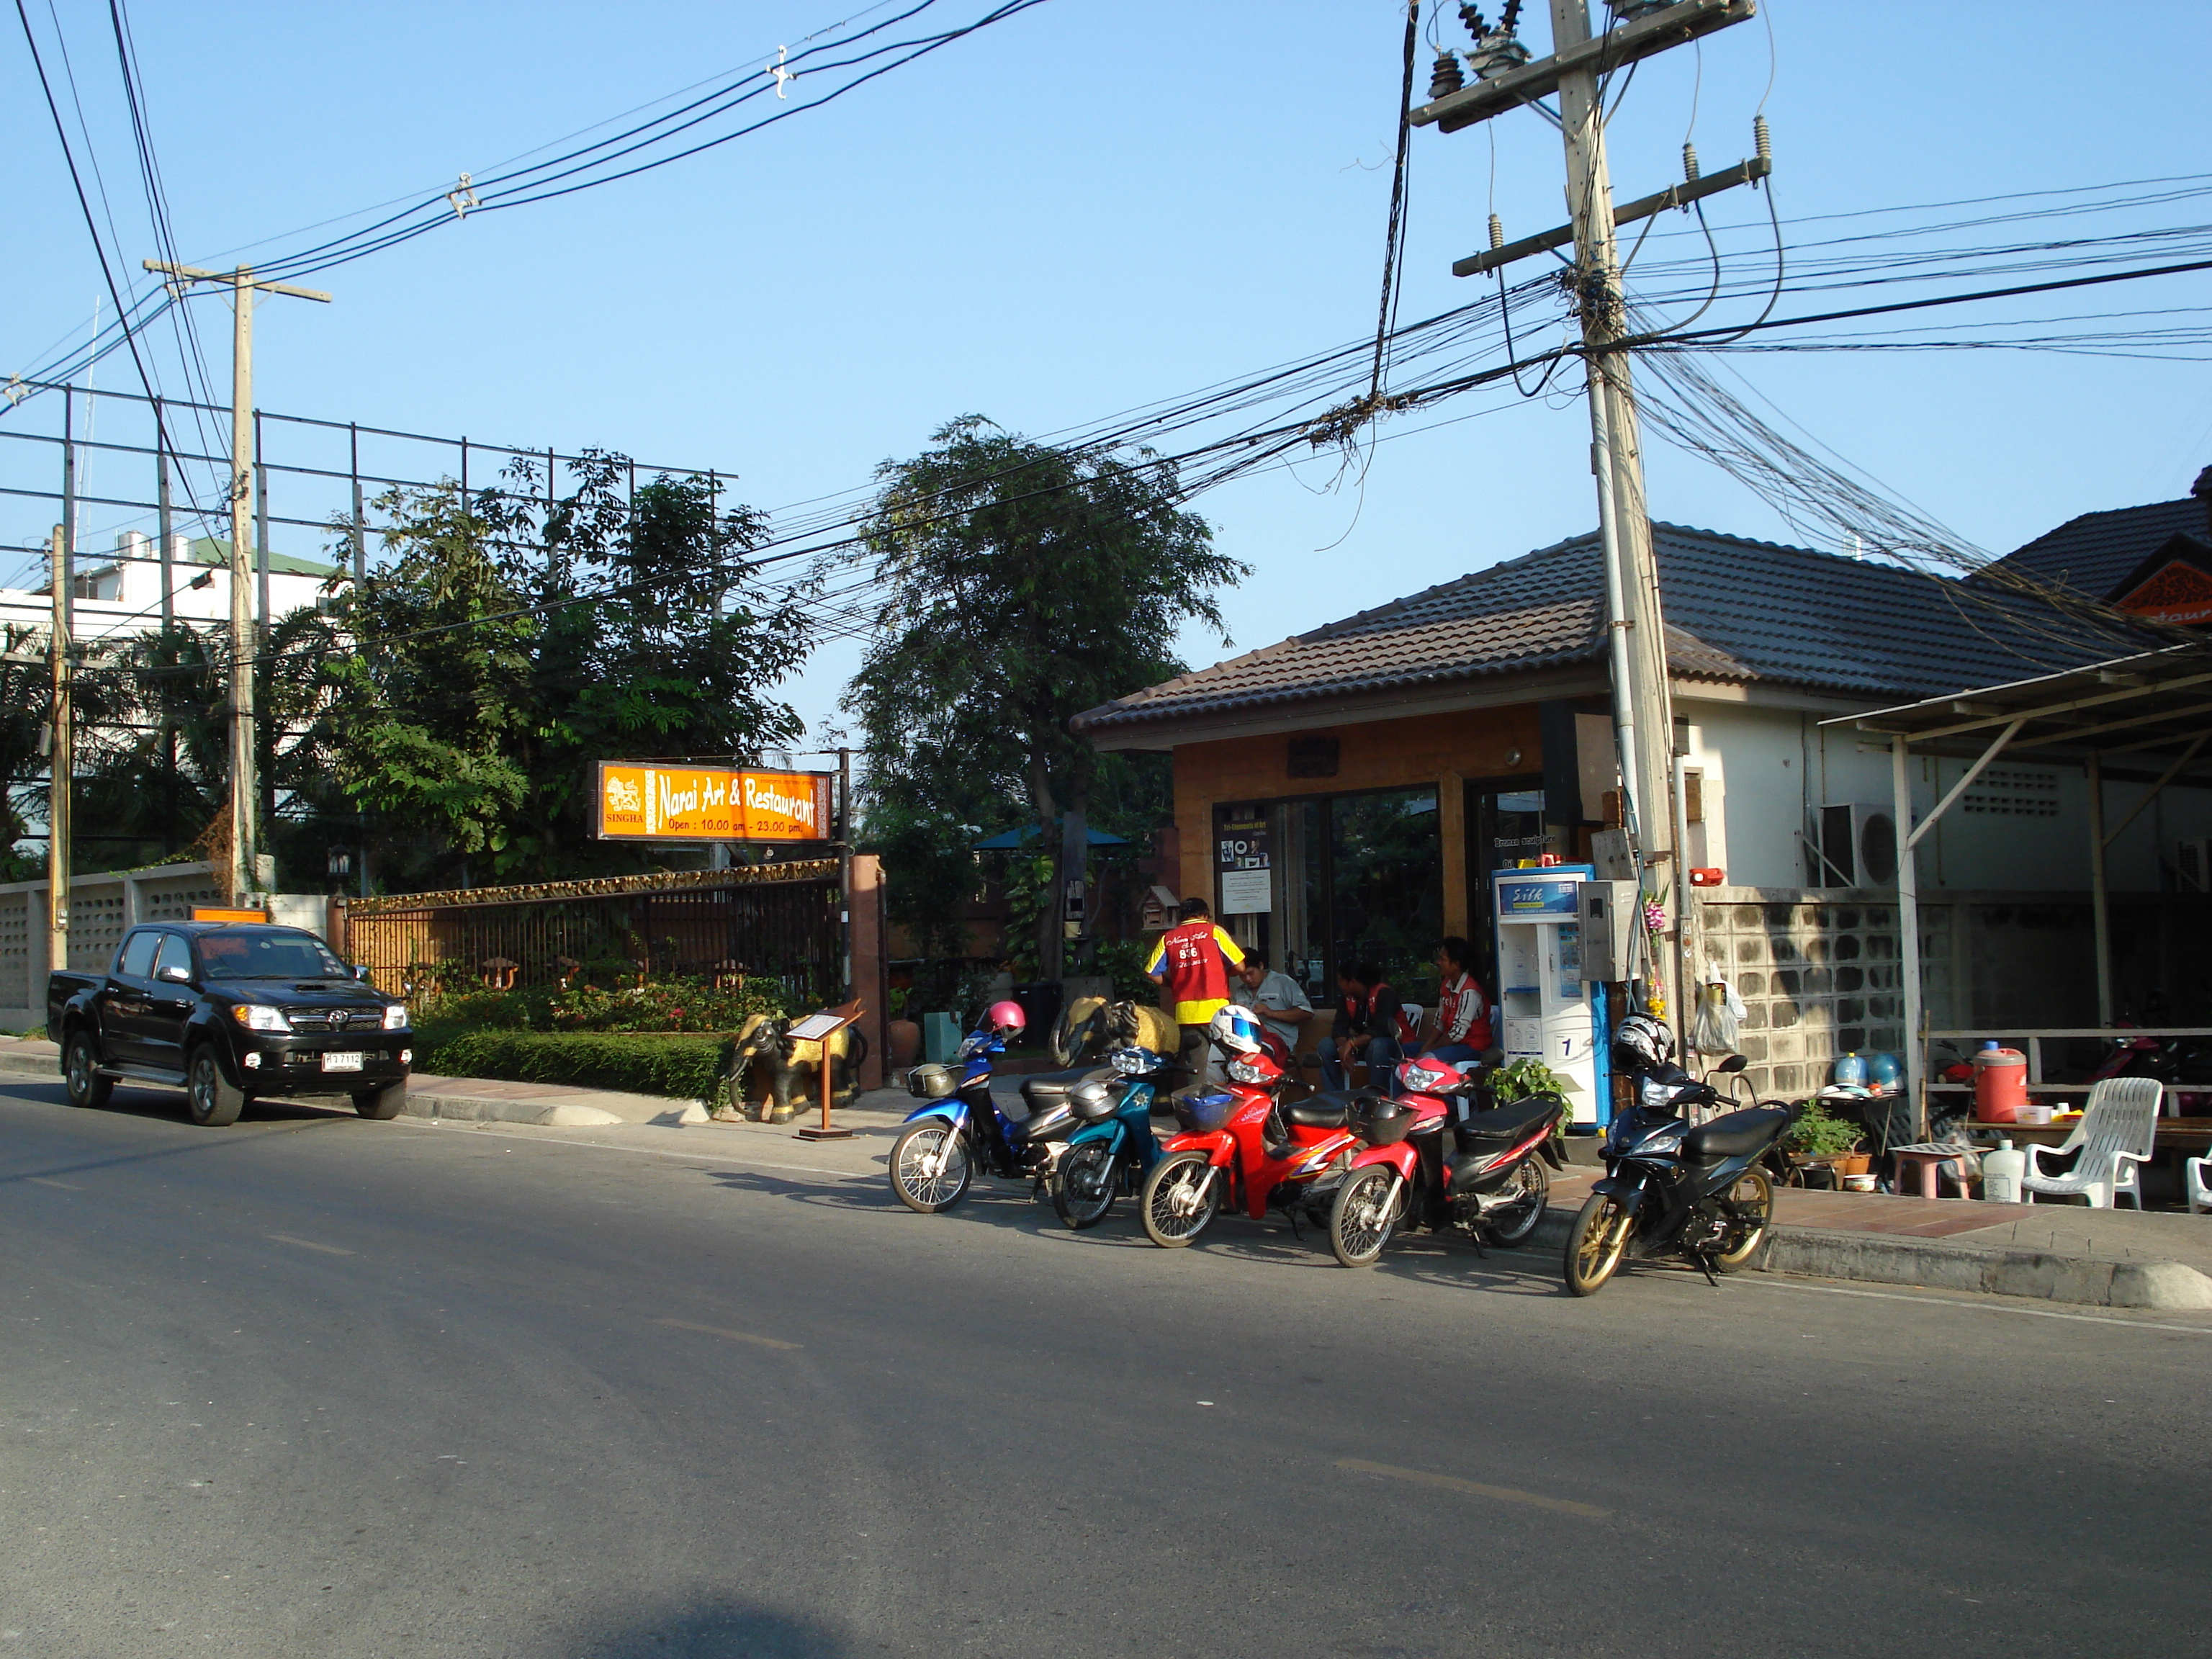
left=352, top=1081, right=406, bottom=1120
left=185, top=1046, right=246, bottom=1127
left=64, top=1031, right=112, bottom=1110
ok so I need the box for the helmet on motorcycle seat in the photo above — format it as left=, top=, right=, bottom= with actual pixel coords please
left=1208, top=1004, right=1263, bottom=1058
left=984, top=999, right=1026, bottom=1035
left=1611, top=1012, right=1674, bottom=1073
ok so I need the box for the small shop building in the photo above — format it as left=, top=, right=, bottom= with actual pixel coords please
left=1074, top=480, right=2212, bottom=1105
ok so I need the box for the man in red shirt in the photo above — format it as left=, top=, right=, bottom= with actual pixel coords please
left=1422, top=935, right=1492, bottom=1067
left=1146, top=896, right=1244, bottom=1083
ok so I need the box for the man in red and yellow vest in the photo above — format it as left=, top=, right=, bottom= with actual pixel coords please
left=1146, top=896, right=1244, bottom=1083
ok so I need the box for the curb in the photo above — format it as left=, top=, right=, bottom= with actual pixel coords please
left=1763, top=1226, right=2212, bottom=1311
left=401, top=1092, right=626, bottom=1129
left=1509, top=1202, right=2212, bottom=1311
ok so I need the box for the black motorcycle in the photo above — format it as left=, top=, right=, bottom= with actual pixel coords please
left=1563, top=1054, right=1796, bottom=1296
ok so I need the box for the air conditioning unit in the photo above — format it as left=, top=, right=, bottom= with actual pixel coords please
left=1815, top=803, right=1898, bottom=888
left=2177, top=837, right=2212, bottom=892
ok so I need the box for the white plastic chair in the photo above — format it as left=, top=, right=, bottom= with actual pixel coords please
left=2021, top=1076, right=2160, bottom=1208
left=2187, top=1146, right=2211, bottom=1216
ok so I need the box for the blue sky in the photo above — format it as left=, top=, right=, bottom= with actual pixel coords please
left=7, top=1, right=2210, bottom=739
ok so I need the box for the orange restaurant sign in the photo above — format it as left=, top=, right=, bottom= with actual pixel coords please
left=594, top=763, right=832, bottom=842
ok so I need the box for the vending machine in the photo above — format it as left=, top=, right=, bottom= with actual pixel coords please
left=1491, top=864, right=1611, bottom=1128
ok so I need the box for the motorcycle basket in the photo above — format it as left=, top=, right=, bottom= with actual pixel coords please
left=906, top=1064, right=957, bottom=1100
left=1171, top=1089, right=1234, bottom=1133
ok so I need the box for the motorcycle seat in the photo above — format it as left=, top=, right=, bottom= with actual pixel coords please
left=1451, top=1097, right=1556, bottom=1153
left=1284, top=1092, right=1360, bottom=1129
left=1020, top=1066, right=1110, bottom=1112
left=1681, top=1105, right=1792, bottom=1161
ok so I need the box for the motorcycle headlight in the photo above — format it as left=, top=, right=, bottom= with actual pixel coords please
left=1110, top=1047, right=1151, bottom=1075
left=232, top=1003, right=291, bottom=1033
left=1226, top=1056, right=1268, bottom=1084
left=383, top=1003, right=409, bottom=1030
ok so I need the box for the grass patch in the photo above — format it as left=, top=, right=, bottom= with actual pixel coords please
left=417, top=1028, right=728, bottom=1102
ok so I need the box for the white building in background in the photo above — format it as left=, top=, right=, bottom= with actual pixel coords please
left=0, top=532, right=343, bottom=643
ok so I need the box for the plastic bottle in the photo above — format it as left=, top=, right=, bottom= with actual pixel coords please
left=1833, top=1051, right=1868, bottom=1089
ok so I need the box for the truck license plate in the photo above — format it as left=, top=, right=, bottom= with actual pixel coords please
left=320, top=1051, right=365, bottom=1072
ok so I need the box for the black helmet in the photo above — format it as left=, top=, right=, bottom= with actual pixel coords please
left=1612, top=1012, right=1674, bottom=1073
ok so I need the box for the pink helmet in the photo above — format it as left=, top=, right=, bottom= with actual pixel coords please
left=984, top=999, right=1026, bottom=1035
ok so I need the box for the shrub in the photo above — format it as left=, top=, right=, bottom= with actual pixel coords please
left=418, top=1029, right=729, bottom=1102
left=546, top=976, right=786, bottom=1033
left=1784, top=1098, right=1863, bottom=1159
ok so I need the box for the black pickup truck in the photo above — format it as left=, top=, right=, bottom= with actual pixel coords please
left=50, top=920, right=413, bottom=1127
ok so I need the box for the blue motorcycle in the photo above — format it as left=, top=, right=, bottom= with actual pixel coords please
left=891, top=1030, right=1106, bottom=1214
left=1050, top=1045, right=1172, bottom=1230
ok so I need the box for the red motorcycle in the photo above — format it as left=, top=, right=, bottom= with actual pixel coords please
left=1326, top=1056, right=1567, bottom=1269
left=1139, top=1043, right=1364, bottom=1248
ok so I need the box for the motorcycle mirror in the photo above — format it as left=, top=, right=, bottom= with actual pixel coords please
left=1717, top=1054, right=1748, bottom=1074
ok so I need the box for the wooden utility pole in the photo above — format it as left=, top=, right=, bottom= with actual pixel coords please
left=145, top=261, right=330, bottom=903
left=48, top=524, right=71, bottom=974
left=1412, top=0, right=1762, bottom=1034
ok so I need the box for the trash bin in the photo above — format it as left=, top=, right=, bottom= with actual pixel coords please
left=1010, top=981, right=1062, bottom=1043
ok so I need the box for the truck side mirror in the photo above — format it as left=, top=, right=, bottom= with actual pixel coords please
left=353, top=964, right=372, bottom=982
left=156, top=965, right=192, bottom=984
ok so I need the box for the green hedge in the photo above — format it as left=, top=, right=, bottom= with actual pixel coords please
left=418, top=1028, right=729, bottom=1102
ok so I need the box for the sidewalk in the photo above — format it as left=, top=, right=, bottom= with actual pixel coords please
left=4, top=1033, right=2207, bottom=1310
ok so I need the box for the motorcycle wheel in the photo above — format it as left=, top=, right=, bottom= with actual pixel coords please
left=1328, top=1166, right=1401, bottom=1269
left=1563, top=1192, right=1632, bottom=1296
left=1711, top=1166, right=1775, bottom=1274
left=1141, top=1150, right=1220, bottom=1248
left=890, top=1121, right=971, bottom=1214
left=1053, top=1143, right=1120, bottom=1231
left=1483, top=1156, right=1550, bottom=1248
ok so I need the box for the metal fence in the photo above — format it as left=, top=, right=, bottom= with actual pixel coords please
left=0, top=374, right=737, bottom=598
left=344, top=861, right=842, bottom=1007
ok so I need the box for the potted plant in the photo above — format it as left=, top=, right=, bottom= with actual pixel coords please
left=1784, top=1099, right=1867, bottom=1181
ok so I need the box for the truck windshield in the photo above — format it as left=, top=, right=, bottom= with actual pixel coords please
left=196, top=930, right=349, bottom=981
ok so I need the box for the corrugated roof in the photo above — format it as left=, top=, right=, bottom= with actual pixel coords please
left=1076, top=522, right=2143, bottom=735
left=1970, top=495, right=2206, bottom=600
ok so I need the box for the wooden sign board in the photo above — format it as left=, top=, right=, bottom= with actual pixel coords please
left=594, top=763, right=832, bottom=842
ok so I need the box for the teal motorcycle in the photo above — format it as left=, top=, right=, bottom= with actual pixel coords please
left=1050, top=1045, right=1173, bottom=1230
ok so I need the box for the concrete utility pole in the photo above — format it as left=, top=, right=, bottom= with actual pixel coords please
left=48, top=524, right=71, bottom=974
left=144, top=261, right=331, bottom=902
left=1413, top=0, right=1761, bottom=1035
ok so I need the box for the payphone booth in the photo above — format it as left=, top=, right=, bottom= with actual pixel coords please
left=1491, top=865, right=1611, bottom=1129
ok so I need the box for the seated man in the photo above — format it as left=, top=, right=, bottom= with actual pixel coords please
left=1228, top=951, right=1313, bottom=1069
left=1420, top=936, right=1492, bottom=1070
left=1319, top=960, right=1405, bottom=1093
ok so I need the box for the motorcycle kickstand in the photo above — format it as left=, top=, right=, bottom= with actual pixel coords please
left=1694, top=1252, right=1720, bottom=1287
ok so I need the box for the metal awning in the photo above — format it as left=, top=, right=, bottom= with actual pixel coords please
left=1822, top=642, right=2212, bottom=1127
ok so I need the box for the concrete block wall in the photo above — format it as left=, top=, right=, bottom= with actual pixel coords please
left=1691, top=888, right=1915, bottom=1101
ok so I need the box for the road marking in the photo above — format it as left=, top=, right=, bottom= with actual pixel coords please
left=267, top=1233, right=354, bottom=1256
left=26, top=1177, right=81, bottom=1191
left=401, top=1119, right=866, bottom=1181
left=1750, top=1277, right=2212, bottom=1335
left=1337, top=1457, right=1610, bottom=1519
left=652, top=1318, right=801, bottom=1352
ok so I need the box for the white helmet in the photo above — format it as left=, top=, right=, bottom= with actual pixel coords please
left=1208, top=1004, right=1264, bottom=1058
left=1612, top=1012, right=1674, bottom=1073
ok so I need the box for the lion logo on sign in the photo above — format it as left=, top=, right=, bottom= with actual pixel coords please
left=604, top=775, right=642, bottom=812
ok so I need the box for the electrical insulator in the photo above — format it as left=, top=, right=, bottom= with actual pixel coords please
left=1488, top=213, right=1504, bottom=251
left=1681, top=142, right=1701, bottom=181
left=1428, top=50, right=1465, bottom=101
left=1754, top=114, right=1772, bottom=165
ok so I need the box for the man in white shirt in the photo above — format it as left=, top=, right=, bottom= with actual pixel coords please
left=1228, top=952, right=1313, bottom=1055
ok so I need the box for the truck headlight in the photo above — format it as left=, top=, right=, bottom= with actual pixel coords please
left=232, top=1004, right=291, bottom=1033
left=383, top=1003, right=408, bottom=1030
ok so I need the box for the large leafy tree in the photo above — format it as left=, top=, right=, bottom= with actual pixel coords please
left=847, top=417, right=1243, bottom=981
left=325, top=454, right=811, bottom=889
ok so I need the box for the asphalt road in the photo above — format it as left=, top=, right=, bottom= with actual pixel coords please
left=4, top=1075, right=2207, bottom=1659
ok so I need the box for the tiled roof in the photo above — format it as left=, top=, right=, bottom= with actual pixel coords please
left=1971, top=496, right=2207, bottom=599
left=1075, top=522, right=2143, bottom=735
